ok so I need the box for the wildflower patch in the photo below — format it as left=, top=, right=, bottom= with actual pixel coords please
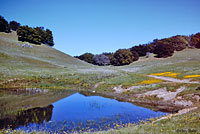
left=137, top=79, right=162, bottom=85
left=184, top=75, right=200, bottom=78
left=151, top=72, right=179, bottom=78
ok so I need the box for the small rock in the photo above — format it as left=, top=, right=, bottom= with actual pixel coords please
left=175, top=107, right=198, bottom=116
left=16, top=43, right=33, bottom=48
left=177, top=96, right=182, bottom=100
left=174, top=100, right=193, bottom=107
left=194, top=95, right=200, bottom=102
left=196, top=87, right=200, bottom=91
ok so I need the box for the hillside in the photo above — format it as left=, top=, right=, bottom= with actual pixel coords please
left=0, top=32, right=92, bottom=78
left=0, top=31, right=200, bottom=91
left=1, top=32, right=200, bottom=134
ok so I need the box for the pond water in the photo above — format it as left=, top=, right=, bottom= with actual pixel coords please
left=0, top=91, right=168, bottom=133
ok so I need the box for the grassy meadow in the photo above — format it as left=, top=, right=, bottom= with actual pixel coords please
left=1, top=32, right=200, bottom=92
left=0, top=32, right=200, bottom=133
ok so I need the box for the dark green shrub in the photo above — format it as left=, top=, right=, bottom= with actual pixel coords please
left=76, top=53, right=94, bottom=64
left=196, top=42, right=200, bottom=49
left=0, top=16, right=10, bottom=33
left=130, top=45, right=150, bottom=57
left=17, top=26, right=54, bottom=46
left=45, top=29, right=54, bottom=46
left=154, top=42, right=175, bottom=58
left=17, top=26, right=41, bottom=44
left=131, top=50, right=139, bottom=61
left=110, top=49, right=134, bottom=66
left=191, top=33, right=200, bottom=48
left=9, top=20, right=20, bottom=31
left=162, top=35, right=188, bottom=51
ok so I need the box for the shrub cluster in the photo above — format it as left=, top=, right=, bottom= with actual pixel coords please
left=75, top=53, right=94, bottom=64
left=17, top=26, right=54, bottom=46
left=154, top=42, right=175, bottom=58
left=0, top=16, right=20, bottom=32
left=130, top=44, right=152, bottom=57
left=0, top=15, right=54, bottom=46
left=9, top=21, right=20, bottom=31
left=93, top=54, right=110, bottom=66
left=76, top=49, right=139, bottom=66
left=110, top=49, right=134, bottom=66
left=191, top=33, right=200, bottom=48
left=0, top=16, right=11, bottom=33
left=76, top=32, right=200, bottom=66
left=1, top=16, right=200, bottom=66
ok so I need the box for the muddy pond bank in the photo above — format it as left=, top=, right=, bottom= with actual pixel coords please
left=81, top=88, right=197, bottom=113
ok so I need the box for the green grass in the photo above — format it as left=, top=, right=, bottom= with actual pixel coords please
left=1, top=31, right=200, bottom=91
left=0, top=31, right=200, bottom=102
left=1, top=32, right=200, bottom=134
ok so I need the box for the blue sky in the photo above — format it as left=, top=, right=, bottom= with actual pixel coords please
left=1, top=0, right=200, bottom=56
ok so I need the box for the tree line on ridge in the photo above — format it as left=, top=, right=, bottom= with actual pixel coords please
left=76, top=33, right=200, bottom=66
left=0, top=16, right=54, bottom=46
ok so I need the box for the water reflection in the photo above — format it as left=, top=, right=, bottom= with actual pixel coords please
left=0, top=89, right=75, bottom=119
left=0, top=91, right=168, bottom=133
left=0, top=105, right=53, bottom=129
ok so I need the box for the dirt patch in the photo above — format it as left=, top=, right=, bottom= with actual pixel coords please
left=113, top=85, right=148, bottom=94
left=136, top=86, right=194, bottom=108
left=92, top=82, right=104, bottom=89
left=111, top=84, right=194, bottom=112
left=139, top=86, right=186, bottom=101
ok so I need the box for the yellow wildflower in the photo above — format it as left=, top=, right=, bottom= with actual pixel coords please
left=151, top=72, right=172, bottom=76
left=151, top=72, right=179, bottom=78
left=138, top=79, right=162, bottom=85
left=184, top=75, right=200, bottom=78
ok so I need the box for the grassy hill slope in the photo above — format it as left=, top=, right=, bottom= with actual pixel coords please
left=1, top=32, right=200, bottom=134
left=0, top=31, right=199, bottom=91
left=0, top=32, right=93, bottom=77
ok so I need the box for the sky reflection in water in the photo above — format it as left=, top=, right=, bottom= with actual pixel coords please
left=15, top=92, right=167, bottom=133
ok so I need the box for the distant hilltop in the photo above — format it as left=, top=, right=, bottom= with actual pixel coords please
left=76, top=33, right=200, bottom=66
left=0, top=15, right=54, bottom=46
left=1, top=15, right=200, bottom=67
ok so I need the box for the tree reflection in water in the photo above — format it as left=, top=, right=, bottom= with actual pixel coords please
left=0, top=104, right=53, bottom=129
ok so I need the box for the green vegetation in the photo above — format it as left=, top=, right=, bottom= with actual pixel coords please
left=191, top=32, right=200, bottom=48
left=0, top=15, right=54, bottom=46
left=0, top=16, right=10, bottom=33
left=130, top=44, right=152, bottom=57
left=110, top=49, right=134, bottom=66
left=9, top=20, right=20, bottom=31
left=17, top=26, right=54, bottom=46
left=154, top=41, right=175, bottom=58
left=76, top=32, right=200, bottom=66
left=0, top=31, right=200, bottom=92
left=75, top=53, right=95, bottom=64
left=0, top=20, right=200, bottom=134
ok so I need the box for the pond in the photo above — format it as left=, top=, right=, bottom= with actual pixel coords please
left=0, top=90, right=168, bottom=133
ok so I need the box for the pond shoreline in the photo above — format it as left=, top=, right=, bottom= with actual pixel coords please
left=81, top=90, right=183, bottom=113
left=1, top=86, right=200, bottom=134
left=1, top=86, right=197, bottom=113
left=0, top=88, right=169, bottom=133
